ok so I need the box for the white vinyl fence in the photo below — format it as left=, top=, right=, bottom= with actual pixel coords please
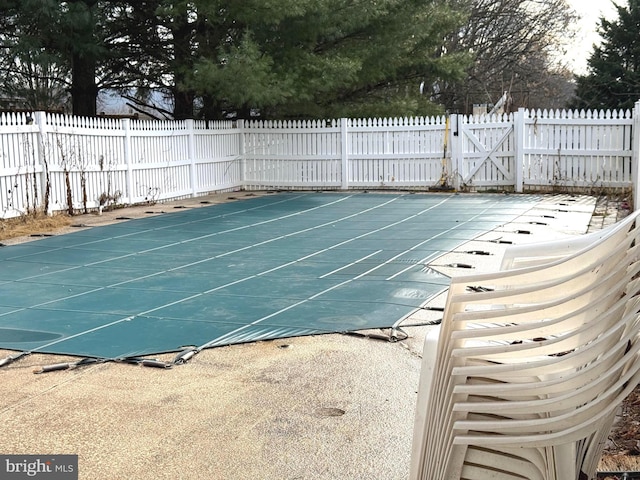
left=0, top=112, right=241, bottom=218
left=1, top=103, right=639, bottom=219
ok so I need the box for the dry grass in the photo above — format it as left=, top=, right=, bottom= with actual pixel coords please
left=599, top=454, right=640, bottom=472
left=0, top=212, right=72, bottom=241
left=597, top=385, right=640, bottom=476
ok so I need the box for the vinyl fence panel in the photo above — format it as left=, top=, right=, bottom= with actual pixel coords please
left=0, top=112, right=42, bottom=219
left=522, top=108, right=633, bottom=190
left=243, top=119, right=342, bottom=189
left=1, top=103, right=639, bottom=219
left=347, top=117, right=447, bottom=189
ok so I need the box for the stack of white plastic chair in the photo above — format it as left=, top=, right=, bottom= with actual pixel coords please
left=410, top=210, right=640, bottom=480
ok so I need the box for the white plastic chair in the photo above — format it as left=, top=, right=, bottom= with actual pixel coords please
left=410, top=210, right=640, bottom=480
left=499, top=212, right=636, bottom=270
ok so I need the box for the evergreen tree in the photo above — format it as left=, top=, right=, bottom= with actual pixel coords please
left=571, top=0, right=640, bottom=111
left=0, top=0, right=71, bottom=111
left=66, top=0, right=104, bottom=116
left=96, top=1, right=196, bottom=119
left=0, top=1, right=70, bottom=111
left=179, top=0, right=469, bottom=119
left=0, top=0, right=113, bottom=116
left=0, top=0, right=469, bottom=119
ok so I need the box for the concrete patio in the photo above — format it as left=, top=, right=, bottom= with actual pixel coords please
left=0, top=192, right=625, bottom=479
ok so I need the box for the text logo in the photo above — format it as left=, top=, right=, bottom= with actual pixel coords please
left=0, top=455, right=78, bottom=479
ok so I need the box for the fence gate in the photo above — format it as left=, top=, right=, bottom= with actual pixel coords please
left=452, top=114, right=516, bottom=190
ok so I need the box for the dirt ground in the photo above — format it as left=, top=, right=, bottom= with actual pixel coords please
left=2, top=192, right=640, bottom=478
left=599, top=386, right=640, bottom=476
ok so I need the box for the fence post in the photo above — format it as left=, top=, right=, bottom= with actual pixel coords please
left=186, top=119, right=197, bottom=197
left=634, top=101, right=640, bottom=211
left=340, top=118, right=349, bottom=190
left=121, top=118, right=133, bottom=204
left=450, top=114, right=464, bottom=190
left=33, top=111, right=51, bottom=215
left=514, top=108, right=526, bottom=193
left=237, top=119, right=246, bottom=188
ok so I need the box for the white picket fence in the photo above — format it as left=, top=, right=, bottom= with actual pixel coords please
left=1, top=104, right=638, bottom=219
left=0, top=112, right=242, bottom=218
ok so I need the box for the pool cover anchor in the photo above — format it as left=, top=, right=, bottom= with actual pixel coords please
left=345, top=307, right=445, bottom=344
left=33, top=357, right=174, bottom=374
left=114, top=347, right=201, bottom=369
left=387, top=304, right=446, bottom=342
left=390, top=317, right=444, bottom=342
left=389, top=326, right=409, bottom=342
left=0, top=351, right=30, bottom=368
left=345, top=330, right=399, bottom=343
left=173, top=347, right=199, bottom=365
left=115, top=357, right=174, bottom=369
left=140, top=359, right=173, bottom=369
left=33, top=357, right=104, bottom=374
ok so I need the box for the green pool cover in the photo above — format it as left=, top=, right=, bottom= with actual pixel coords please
left=0, top=192, right=539, bottom=361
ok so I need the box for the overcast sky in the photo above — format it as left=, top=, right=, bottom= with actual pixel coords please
left=565, top=0, right=619, bottom=73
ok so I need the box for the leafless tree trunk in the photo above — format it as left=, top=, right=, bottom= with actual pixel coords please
left=436, top=0, right=578, bottom=113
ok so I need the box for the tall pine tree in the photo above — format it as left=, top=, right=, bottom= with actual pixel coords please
left=0, top=0, right=469, bottom=119
left=571, top=0, right=640, bottom=111
left=0, top=0, right=113, bottom=116
left=185, top=0, right=468, bottom=119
